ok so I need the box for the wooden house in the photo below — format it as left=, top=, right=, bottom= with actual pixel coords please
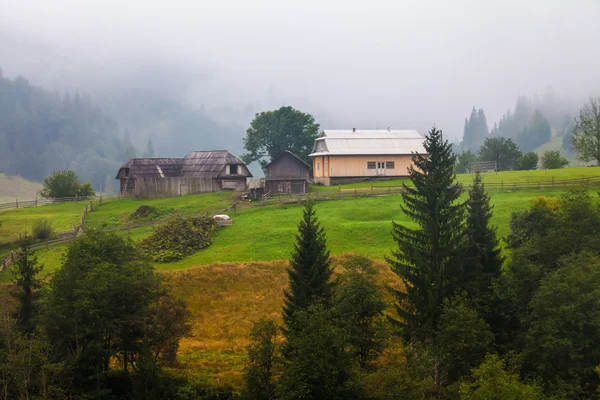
left=265, top=151, right=310, bottom=194
left=309, top=129, right=425, bottom=185
left=116, top=150, right=252, bottom=198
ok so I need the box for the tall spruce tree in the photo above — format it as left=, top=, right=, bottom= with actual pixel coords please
left=10, top=242, right=43, bottom=333
left=388, top=126, right=465, bottom=339
left=462, top=172, right=503, bottom=298
left=282, top=201, right=333, bottom=331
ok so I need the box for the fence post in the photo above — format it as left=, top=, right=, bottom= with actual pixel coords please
left=100, top=192, right=103, bottom=204
left=501, top=181, right=503, bottom=189
left=35, top=196, right=38, bottom=207
left=354, top=188, right=357, bottom=197
left=538, top=182, right=540, bottom=190
left=552, top=177, right=554, bottom=187
left=513, top=183, right=516, bottom=191
left=15, top=198, right=18, bottom=209
left=339, top=185, right=341, bottom=193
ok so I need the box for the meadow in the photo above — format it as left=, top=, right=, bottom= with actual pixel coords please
left=1, top=166, right=599, bottom=388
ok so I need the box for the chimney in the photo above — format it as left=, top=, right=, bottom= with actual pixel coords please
left=352, top=127, right=356, bottom=132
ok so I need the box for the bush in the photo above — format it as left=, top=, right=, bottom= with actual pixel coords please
left=38, top=169, right=95, bottom=198
left=129, top=205, right=173, bottom=221
left=540, top=150, right=569, bottom=169
left=139, top=216, right=217, bottom=262
left=31, top=219, right=53, bottom=240
left=515, top=152, right=539, bottom=170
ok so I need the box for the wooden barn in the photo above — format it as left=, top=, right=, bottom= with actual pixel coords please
left=265, top=151, right=310, bottom=194
left=116, top=150, right=252, bottom=198
left=310, top=129, right=425, bottom=185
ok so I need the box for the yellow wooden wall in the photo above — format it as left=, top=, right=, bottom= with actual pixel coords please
left=313, top=155, right=414, bottom=177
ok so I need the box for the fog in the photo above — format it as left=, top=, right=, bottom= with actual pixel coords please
left=2, top=0, right=600, bottom=139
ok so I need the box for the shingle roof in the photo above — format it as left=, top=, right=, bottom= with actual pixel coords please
left=310, top=129, right=426, bottom=156
left=116, top=151, right=252, bottom=179
left=182, top=150, right=248, bottom=178
left=265, top=150, right=310, bottom=168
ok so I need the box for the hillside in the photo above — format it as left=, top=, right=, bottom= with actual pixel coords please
left=0, top=173, right=41, bottom=203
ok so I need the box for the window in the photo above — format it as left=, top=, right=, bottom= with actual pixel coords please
left=386, top=161, right=395, bottom=169
left=324, top=160, right=328, bottom=172
left=229, top=164, right=239, bottom=175
left=317, top=162, right=321, bottom=171
left=377, top=161, right=385, bottom=169
left=367, top=162, right=376, bottom=169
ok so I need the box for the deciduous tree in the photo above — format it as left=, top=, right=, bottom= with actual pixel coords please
left=571, top=97, right=600, bottom=165
left=242, top=106, right=320, bottom=169
left=540, top=149, right=569, bottom=169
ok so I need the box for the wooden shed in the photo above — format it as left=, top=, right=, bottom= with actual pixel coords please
left=116, top=150, right=252, bottom=198
left=265, top=151, right=310, bottom=194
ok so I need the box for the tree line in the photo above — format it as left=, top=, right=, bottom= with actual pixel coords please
left=241, top=127, right=600, bottom=399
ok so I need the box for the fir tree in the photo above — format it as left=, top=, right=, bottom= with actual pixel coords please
left=388, top=126, right=465, bottom=340
left=144, top=137, right=156, bottom=158
left=10, top=242, right=43, bottom=333
left=462, top=172, right=503, bottom=298
left=282, top=201, right=333, bottom=331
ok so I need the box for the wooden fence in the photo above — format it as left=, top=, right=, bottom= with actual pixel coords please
left=0, top=193, right=121, bottom=211
left=0, top=200, right=95, bottom=272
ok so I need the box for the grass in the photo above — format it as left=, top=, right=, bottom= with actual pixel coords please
left=0, top=201, right=87, bottom=242
left=0, top=174, right=41, bottom=204
left=167, top=255, right=403, bottom=390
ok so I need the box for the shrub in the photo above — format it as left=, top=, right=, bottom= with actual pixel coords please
left=139, top=216, right=217, bottom=262
left=129, top=205, right=173, bottom=221
left=31, top=219, right=53, bottom=240
left=515, top=152, right=539, bottom=170
left=38, top=169, right=95, bottom=198
left=540, top=150, right=569, bottom=169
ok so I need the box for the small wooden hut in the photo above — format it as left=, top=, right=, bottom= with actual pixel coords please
left=265, top=151, right=310, bottom=194
left=116, top=150, right=252, bottom=198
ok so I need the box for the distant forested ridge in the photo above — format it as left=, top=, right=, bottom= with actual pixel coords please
left=0, top=69, right=250, bottom=191
left=0, top=70, right=123, bottom=190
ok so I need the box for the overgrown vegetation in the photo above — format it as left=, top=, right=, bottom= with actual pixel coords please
left=31, top=218, right=53, bottom=240
left=139, top=215, right=217, bottom=262
left=129, top=204, right=173, bottom=221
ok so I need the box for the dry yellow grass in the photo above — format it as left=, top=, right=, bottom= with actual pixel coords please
left=163, top=254, right=404, bottom=390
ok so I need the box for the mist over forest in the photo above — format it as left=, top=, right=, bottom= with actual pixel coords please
left=2, top=0, right=600, bottom=189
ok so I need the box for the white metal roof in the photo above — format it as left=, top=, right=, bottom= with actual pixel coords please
left=310, top=129, right=426, bottom=156
left=321, top=129, right=424, bottom=139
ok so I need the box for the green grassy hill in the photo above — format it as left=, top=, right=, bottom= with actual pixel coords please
left=0, top=174, right=41, bottom=203
left=1, top=166, right=600, bottom=389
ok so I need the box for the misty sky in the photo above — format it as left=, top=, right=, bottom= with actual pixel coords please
left=2, top=0, right=600, bottom=139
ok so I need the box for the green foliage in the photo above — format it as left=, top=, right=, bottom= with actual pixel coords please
left=139, top=216, right=217, bottom=262
left=516, top=110, right=552, bottom=152
left=38, top=169, right=94, bottom=198
left=459, top=354, right=548, bottom=400
left=334, top=255, right=388, bottom=369
left=10, top=242, right=43, bottom=333
left=243, top=319, right=281, bottom=400
left=278, top=304, right=360, bottom=400
left=388, top=126, right=465, bottom=339
left=242, top=106, right=320, bottom=169
left=540, top=150, right=569, bottom=169
left=282, top=201, right=333, bottom=332
left=523, top=252, right=600, bottom=398
left=455, top=150, right=478, bottom=173
left=478, top=137, right=522, bottom=171
left=462, top=172, right=503, bottom=299
left=31, top=218, right=53, bottom=240
left=42, top=231, right=161, bottom=393
left=0, top=313, right=68, bottom=399
left=437, top=296, right=494, bottom=382
left=572, top=97, right=600, bottom=165
left=462, top=107, right=489, bottom=151
left=515, top=151, right=539, bottom=170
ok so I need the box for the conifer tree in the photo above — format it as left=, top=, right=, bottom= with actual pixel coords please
left=462, top=172, right=503, bottom=298
left=10, top=242, right=43, bottom=333
left=388, top=126, right=465, bottom=339
left=282, top=201, right=333, bottom=331
left=144, top=137, right=156, bottom=158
